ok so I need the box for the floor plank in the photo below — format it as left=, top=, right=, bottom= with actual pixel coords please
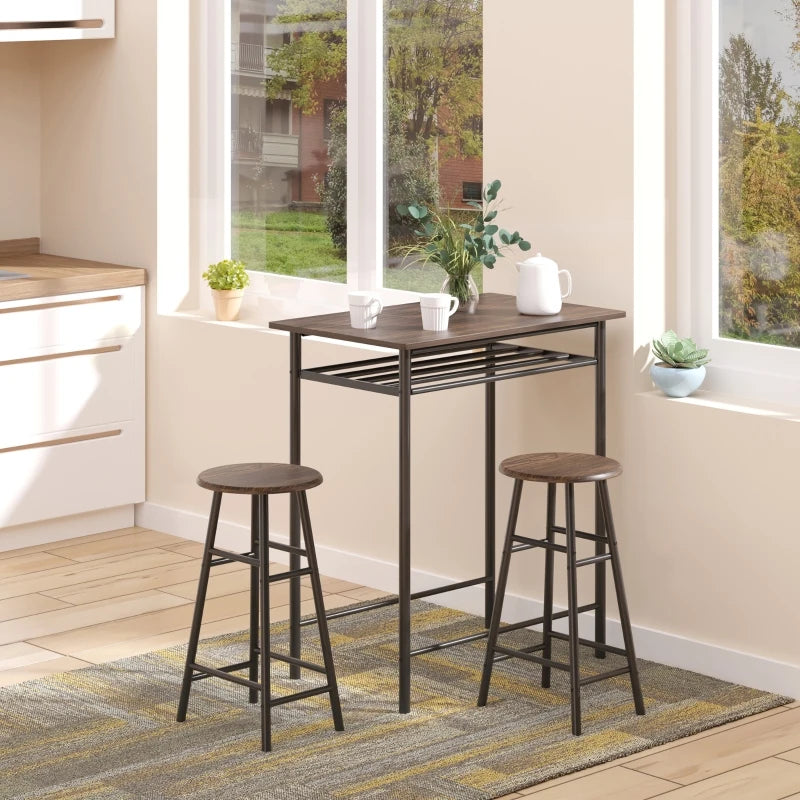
left=0, top=656, right=92, bottom=686
left=627, top=708, right=800, bottom=785
left=781, top=748, right=800, bottom=764
left=647, top=758, right=800, bottom=798
left=0, top=641, right=63, bottom=671
left=40, top=559, right=241, bottom=605
left=0, top=551, right=76, bottom=578
left=0, top=590, right=189, bottom=646
left=0, top=593, right=71, bottom=621
left=0, top=527, right=147, bottom=560
left=159, top=571, right=314, bottom=604
left=0, top=548, right=191, bottom=600
left=521, top=766, right=677, bottom=798
left=49, top=530, right=187, bottom=562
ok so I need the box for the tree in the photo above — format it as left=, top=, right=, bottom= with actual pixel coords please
left=265, top=0, right=482, bottom=157
left=719, top=34, right=786, bottom=149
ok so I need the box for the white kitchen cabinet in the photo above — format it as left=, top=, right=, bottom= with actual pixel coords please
left=0, top=286, right=144, bottom=528
left=0, top=0, right=115, bottom=42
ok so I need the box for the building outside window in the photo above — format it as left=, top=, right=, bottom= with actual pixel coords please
left=229, top=0, right=483, bottom=292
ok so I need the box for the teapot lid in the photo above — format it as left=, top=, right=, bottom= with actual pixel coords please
left=517, top=252, right=558, bottom=268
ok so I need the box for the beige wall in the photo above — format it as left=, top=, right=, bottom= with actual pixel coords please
left=0, top=44, right=41, bottom=240
left=15, top=0, right=799, bottom=688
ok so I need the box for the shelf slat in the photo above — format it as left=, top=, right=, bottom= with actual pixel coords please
left=301, top=343, right=596, bottom=396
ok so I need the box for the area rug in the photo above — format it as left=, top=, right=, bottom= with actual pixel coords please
left=0, top=600, right=791, bottom=799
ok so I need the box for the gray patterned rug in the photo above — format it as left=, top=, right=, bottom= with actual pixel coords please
left=0, top=600, right=791, bottom=799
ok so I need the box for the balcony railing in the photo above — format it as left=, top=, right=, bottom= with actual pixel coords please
left=232, top=129, right=299, bottom=169
left=231, top=42, right=279, bottom=75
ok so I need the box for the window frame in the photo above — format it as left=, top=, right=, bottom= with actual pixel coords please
left=213, top=0, right=432, bottom=309
left=679, top=0, right=800, bottom=404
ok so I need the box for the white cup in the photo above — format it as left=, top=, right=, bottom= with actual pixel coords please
left=349, top=291, right=383, bottom=329
left=419, top=293, right=459, bottom=331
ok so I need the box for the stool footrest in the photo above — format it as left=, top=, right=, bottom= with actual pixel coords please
left=189, top=662, right=259, bottom=690
left=410, top=629, right=489, bottom=657
left=269, top=567, right=313, bottom=583
left=579, top=666, right=631, bottom=686
left=551, top=525, right=607, bottom=543
left=264, top=649, right=328, bottom=674
left=267, top=540, right=308, bottom=557
left=575, top=553, right=612, bottom=568
left=209, top=548, right=258, bottom=567
left=493, top=645, right=570, bottom=672
left=497, top=602, right=599, bottom=636
left=493, top=643, right=544, bottom=663
left=548, top=630, right=629, bottom=657
left=270, top=685, right=334, bottom=708
left=512, top=534, right=567, bottom=554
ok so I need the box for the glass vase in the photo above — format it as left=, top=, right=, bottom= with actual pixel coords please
left=441, top=273, right=479, bottom=314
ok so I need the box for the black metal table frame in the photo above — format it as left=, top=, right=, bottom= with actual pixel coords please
left=285, top=321, right=608, bottom=714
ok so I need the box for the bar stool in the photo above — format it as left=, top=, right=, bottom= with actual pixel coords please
left=477, top=452, right=645, bottom=735
left=176, top=463, right=344, bottom=752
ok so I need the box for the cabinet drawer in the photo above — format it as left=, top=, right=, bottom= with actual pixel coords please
left=0, top=424, right=143, bottom=528
left=0, top=287, right=141, bottom=361
left=0, top=342, right=136, bottom=448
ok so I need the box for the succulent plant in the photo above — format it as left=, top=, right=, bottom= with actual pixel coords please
left=652, top=331, right=710, bottom=369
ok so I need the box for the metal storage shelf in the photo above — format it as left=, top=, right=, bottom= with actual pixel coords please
left=301, top=343, right=596, bottom=396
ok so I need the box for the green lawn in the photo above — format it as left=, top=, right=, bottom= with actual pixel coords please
left=231, top=208, right=482, bottom=293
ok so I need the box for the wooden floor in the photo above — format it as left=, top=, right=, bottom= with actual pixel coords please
left=0, top=526, right=797, bottom=799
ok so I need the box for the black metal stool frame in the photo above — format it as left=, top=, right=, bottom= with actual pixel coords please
left=478, top=478, right=645, bottom=735
left=176, top=489, right=344, bottom=752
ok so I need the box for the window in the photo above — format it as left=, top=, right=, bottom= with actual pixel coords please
left=227, top=0, right=483, bottom=295
left=679, top=0, right=800, bottom=402
left=462, top=181, right=482, bottom=201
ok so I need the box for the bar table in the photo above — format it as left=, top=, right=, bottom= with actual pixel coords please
left=270, top=293, right=625, bottom=713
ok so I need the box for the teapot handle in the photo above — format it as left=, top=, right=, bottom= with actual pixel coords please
left=559, top=269, right=573, bottom=299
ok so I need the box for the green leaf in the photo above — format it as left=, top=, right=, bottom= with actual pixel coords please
left=499, top=229, right=511, bottom=245
left=396, top=204, right=409, bottom=217
left=484, top=210, right=498, bottom=222
left=408, top=205, right=421, bottom=219
left=519, top=240, right=532, bottom=251
left=484, top=224, right=498, bottom=236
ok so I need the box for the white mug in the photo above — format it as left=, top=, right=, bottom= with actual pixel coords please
left=349, top=291, right=383, bottom=329
left=516, top=253, right=572, bottom=315
left=419, top=293, right=459, bottom=331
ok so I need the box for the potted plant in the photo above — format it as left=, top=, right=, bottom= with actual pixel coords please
left=651, top=330, right=710, bottom=397
left=396, top=179, right=532, bottom=313
left=203, top=259, right=250, bottom=321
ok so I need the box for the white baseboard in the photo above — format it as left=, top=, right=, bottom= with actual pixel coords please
left=136, top=501, right=799, bottom=698
left=0, top=505, right=134, bottom=552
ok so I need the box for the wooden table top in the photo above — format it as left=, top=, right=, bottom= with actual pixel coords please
left=270, top=293, right=626, bottom=351
left=0, top=239, right=146, bottom=302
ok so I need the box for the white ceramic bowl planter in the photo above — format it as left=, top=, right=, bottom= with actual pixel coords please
left=650, top=330, right=710, bottom=398
left=650, top=363, right=706, bottom=398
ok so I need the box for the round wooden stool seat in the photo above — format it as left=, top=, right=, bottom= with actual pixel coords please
left=499, top=452, right=622, bottom=484
left=197, top=463, right=323, bottom=495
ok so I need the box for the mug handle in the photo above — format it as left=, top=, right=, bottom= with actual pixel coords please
left=559, top=269, right=573, bottom=299
left=448, top=296, right=459, bottom=316
left=367, top=297, right=383, bottom=320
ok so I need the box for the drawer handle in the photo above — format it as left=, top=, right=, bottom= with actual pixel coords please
left=0, top=295, right=122, bottom=315
left=0, top=344, right=122, bottom=368
left=0, top=429, right=122, bottom=455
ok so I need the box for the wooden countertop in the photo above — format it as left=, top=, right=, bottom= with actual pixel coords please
left=0, top=238, right=146, bottom=302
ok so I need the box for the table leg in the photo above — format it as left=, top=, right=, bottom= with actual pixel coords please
left=399, top=349, right=412, bottom=713
left=485, top=348, right=496, bottom=628
left=594, top=321, right=607, bottom=658
left=289, top=332, right=302, bottom=678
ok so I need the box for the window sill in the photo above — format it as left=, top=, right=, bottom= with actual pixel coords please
left=636, top=388, right=800, bottom=423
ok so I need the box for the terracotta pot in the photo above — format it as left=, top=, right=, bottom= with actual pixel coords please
left=211, top=289, right=244, bottom=321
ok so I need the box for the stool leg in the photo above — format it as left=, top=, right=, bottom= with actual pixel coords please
left=177, top=491, right=222, bottom=722
left=565, top=482, right=582, bottom=735
left=258, top=494, right=272, bottom=752
left=297, top=491, right=344, bottom=732
left=478, top=478, right=523, bottom=707
left=598, top=481, right=645, bottom=716
left=541, top=482, right=557, bottom=689
left=249, top=494, right=259, bottom=704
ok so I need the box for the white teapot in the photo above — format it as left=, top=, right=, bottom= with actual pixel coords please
left=515, top=253, right=572, bottom=315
